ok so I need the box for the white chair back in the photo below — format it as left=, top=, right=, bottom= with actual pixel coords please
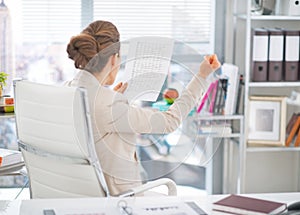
left=14, top=80, right=109, bottom=198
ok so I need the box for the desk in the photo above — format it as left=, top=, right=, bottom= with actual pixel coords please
left=2, top=192, right=300, bottom=215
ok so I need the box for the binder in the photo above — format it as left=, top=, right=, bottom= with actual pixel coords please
left=252, top=28, right=269, bottom=82
left=288, top=0, right=300, bottom=16
left=268, top=28, right=284, bottom=81
left=284, top=30, right=299, bottom=81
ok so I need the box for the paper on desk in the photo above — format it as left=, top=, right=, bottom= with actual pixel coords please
left=19, top=200, right=118, bottom=215
left=130, top=201, right=207, bottom=215
left=123, top=37, right=174, bottom=102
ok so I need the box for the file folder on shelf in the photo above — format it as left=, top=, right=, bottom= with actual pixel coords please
left=252, top=28, right=269, bottom=82
left=268, top=28, right=284, bottom=81
left=284, top=30, right=299, bottom=81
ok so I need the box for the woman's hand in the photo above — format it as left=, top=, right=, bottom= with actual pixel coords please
left=198, top=54, right=221, bottom=79
left=113, top=82, right=128, bottom=94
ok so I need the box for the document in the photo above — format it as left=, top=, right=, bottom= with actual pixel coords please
left=40, top=201, right=206, bottom=215
left=124, top=201, right=207, bottom=215
left=123, top=37, right=174, bottom=102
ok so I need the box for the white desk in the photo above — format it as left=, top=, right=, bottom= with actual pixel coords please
left=2, top=192, right=299, bottom=215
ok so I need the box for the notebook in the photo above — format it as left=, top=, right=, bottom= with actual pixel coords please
left=213, top=194, right=287, bottom=215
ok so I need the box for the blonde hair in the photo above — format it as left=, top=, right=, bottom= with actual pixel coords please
left=66, top=20, right=120, bottom=71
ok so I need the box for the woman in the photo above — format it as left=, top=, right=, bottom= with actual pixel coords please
left=66, top=20, right=220, bottom=195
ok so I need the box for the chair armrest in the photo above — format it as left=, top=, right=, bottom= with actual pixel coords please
left=118, top=178, right=177, bottom=197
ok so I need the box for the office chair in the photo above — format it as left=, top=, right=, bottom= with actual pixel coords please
left=13, top=80, right=177, bottom=198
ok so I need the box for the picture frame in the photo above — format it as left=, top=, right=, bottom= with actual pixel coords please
left=247, top=96, right=287, bottom=146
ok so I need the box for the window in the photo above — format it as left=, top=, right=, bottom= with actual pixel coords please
left=93, top=0, right=212, bottom=44
left=3, top=0, right=215, bottom=89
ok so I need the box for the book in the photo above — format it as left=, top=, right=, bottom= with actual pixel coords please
left=294, top=128, right=300, bottom=147
left=213, top=79, right=221, bottom=114
left=235, top=74, right=244, bottom=115
left=197, top=80, right=217, bottom=113
left=218, top=78, right=228, bottom=115
left=285, top=115, right=300, bottom=147
left=221, top=63, right=240, bottom=115
left=208, top=80, right=218, bottom=113
left=286, top=112, right=300, bottom=135
left=213, top=194, right=287, bottom=215
left=0, top=148, right=23, bottom=167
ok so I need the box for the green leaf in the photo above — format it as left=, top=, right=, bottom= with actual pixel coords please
left=0, top=72, right=9, bottom=86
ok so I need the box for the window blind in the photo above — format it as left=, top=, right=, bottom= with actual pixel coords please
left=21, top=0, right=213, bottom=46
left=22, top=0, right=81, bottom=43
left=93, top=0, right=212, bottom=43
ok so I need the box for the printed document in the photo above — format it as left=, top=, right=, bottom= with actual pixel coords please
left=123, top=37, right=174, bottom=102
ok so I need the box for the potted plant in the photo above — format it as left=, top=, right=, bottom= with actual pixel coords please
left=0, top=72, right=8, bottom=97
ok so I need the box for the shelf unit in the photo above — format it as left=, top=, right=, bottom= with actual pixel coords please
left=229, top=0, right=300, bottom=193
left=194, top=114, right=244, bottom=194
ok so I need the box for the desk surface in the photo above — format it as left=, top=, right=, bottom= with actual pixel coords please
left=2, top=192, right=300, bottom=215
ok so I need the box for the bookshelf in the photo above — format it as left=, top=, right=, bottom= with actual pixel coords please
left=228, top=0, right=300, bottom=193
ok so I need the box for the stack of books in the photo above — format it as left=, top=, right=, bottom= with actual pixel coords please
left=0, top=148, right=22, bottom=167
left=0, top=148, right=24, bottom=175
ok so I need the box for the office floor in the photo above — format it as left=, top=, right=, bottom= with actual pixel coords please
left=0, top=186, right=207, bottom=200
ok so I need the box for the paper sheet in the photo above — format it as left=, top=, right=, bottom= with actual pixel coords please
left=19, top=198, right=206, bottom=215
left=129, top=201, right=207, bottom=215
left=123, top=37, right=174, bottom=102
